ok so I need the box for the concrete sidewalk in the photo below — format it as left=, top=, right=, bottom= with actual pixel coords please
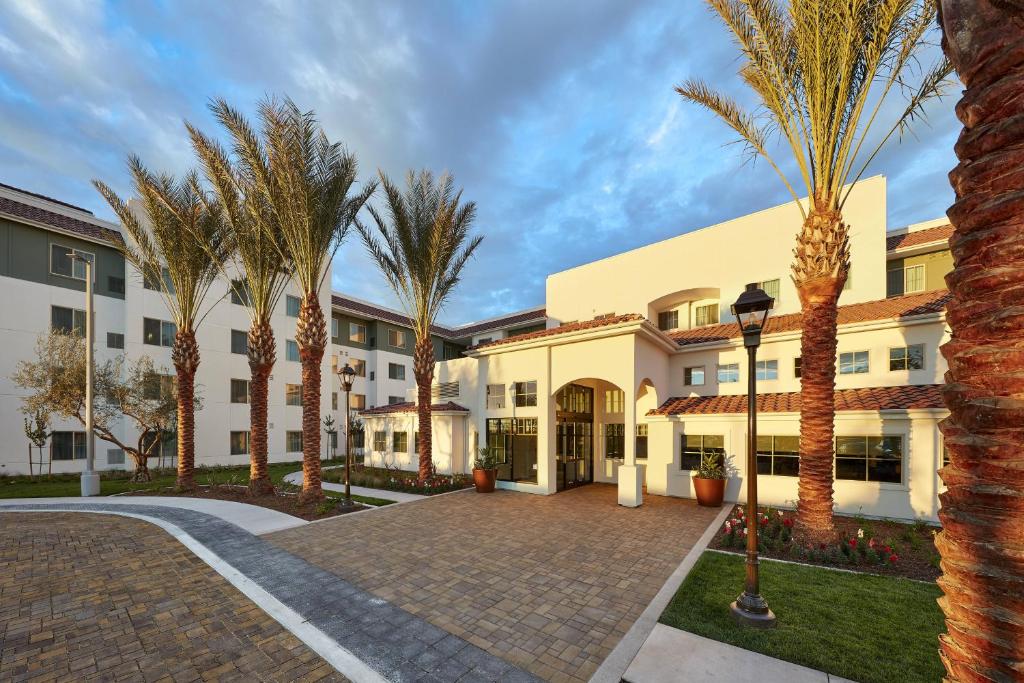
left=623, top=624, right=856, bottom=683
left=283, top=470, right=426, bottom=504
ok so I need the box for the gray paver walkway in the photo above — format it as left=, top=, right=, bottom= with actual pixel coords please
left=0, top=502, right=540, bottom=683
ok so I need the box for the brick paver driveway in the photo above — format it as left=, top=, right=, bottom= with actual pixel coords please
left=267, top=484, right=720, bottom=682
left=0, top=513, right=346, bottom=683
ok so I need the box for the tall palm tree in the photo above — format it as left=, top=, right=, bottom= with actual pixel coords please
left=185, top=102, right=293, bottom=495
left=94, top=158, right=228, bottom=490
left=358, top=170, right=482, bottom=482
left=935, top=2, right=1023, bottom=680
left=677, top=0, right=952, bottom=542
left=245, top=97, right=375, bottom=503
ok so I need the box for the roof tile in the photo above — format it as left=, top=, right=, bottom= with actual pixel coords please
left=886, top=224, right=953, bottom=251
left=469, top=313, right=646, bottom=351
left=0, top=193, right=122, bottom=245
left=651, top=384, right=945, bottom=416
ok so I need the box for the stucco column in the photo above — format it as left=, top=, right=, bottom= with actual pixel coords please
left=618, top=386, right=643, bottom=507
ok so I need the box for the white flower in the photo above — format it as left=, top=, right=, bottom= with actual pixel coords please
left=857, top=528, right=864, bottom=539
left=777, top=510, right=784, bottom=517
left=743, top=528, right=748, bottom=535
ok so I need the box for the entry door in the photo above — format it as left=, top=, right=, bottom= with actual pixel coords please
left=556, top=421, right=593, bottom=491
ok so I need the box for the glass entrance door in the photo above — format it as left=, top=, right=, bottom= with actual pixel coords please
left=555, top=383, right=594, bottom=491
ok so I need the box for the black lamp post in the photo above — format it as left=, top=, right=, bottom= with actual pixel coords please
left=338, top=362, right=357, bottom=507
left=729, top=282, right=777, bottom=628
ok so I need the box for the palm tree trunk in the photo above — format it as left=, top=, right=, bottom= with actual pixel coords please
left=247, top=320, right=276, bottom=495
left=172, top=329, right=200, bottom=491
left=414, top=335, right=435, bottom=482
left=936, top=3, right=1024, bottom=680
left=296, top=292, right=327, bottom=503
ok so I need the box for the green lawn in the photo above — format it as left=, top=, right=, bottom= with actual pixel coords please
left=660, top=551, right=944, bottom=683
left=0, top=459, right=396, bottom=507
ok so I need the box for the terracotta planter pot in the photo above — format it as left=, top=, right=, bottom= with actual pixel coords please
left=693, top=477, right=725, bottom=507
left=473, top=468, right=497, bottom=493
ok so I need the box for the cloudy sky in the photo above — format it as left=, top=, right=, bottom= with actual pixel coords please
left=0, top=1, right=958, bottom=325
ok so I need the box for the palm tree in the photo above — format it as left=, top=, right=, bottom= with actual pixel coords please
left=185, top=102, right=293, bottom=495
left=935, top=2, right=1023, bottom=680
left=676, top=0, right=952, bottom=542
left=242, top=97, right=375, bottom=503
left=94, top=158, right=228, bottom=490
left=358, top=170, right=482, bottom=482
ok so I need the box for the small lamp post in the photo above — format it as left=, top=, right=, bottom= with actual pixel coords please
left=729, top=282, right=776, bottom=627
left=337, top=362, right=357, bottom=507
left=70, top=253, right=100, bottom=497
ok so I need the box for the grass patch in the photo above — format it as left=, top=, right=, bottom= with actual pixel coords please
left=660, top=551, right=944, bottom=683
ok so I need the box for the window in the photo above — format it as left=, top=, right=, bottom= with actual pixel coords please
left=143, top=266, right=173, bottom=293
left=487, top=384, right=506, bottom=409
left=835, top=435, right=903, bottom=483
left=332, top=392, right=338, bottom=411
left=658, top=310, right=679, bottom=331
left=514, top=381, right=537, bottom=407
left=717, top=363, right=739, bottom=384
left=839, top=351, right=870, bottom=375
left=107, top=332, right=124, bottom=349
left=231, top=330, right=248, bottom=355
left=331, top=317, right=340, bottom=340
left=684, top=366, right=705, bottom=386
left=757, top=278, right=780, bottom=303
left=694, top=303, right=719, bottom=327
left=351, top=358, right=366, bottom=377
left=230, top=279, right=250, bottom=305
left=794, top=357, right=802, bottom=379
left=143, top=318, right=176, bottom=347
left=388, top=363, right=406, bottom=380
left=285, top=339, right=300, bottom=362
left=50, top=245, right=93, bottom=280
left=369, top=371, right=375, bottom=381
left=349, top=322, right=367, bottom=344
left=636, top=424, right=648, bottom=459
left=285, top=384, right=302, bottom=406
left=351, top=394, right=366, bottom=410
left=230, top=379, right=250, bottom=404
left=52, top=306, right=86, bottom=336
left=141, top=374, right=175, bottom=401
left=388, top=328, right=406, bottom=349
left=388, top=395, right=404, bottom=405
left=286, top=295, right=301, bottom=317
left=886, top=267, right=904, bottom=297
left=680, top=434, right=724, bottom=471
left=286, top=431, right=303, bottom=453
left=478, top=337, right=492, bottom=345
left=605, top=389, right=624, bottom=413
left=51, top=431, right=86, bottom=460
left=107, top=448, right=125, bottom=465
left=487, top=417, right=539, bottom=483
left=605, top=424, right=625, bottom=460
left=756, top=435, right=799, bottom=477
left=904, top=264, right=925, bottom=293
left=889, top=344, right=925, bottom=371
left=108, top=276, right=125, bottom=294
left=393, top=432, right=409, bottom=453
left=373, top=431, right=387, bottom=452
left=756, top=360, right=778, bottom=380
left=230, top=431, right=250, bottom=455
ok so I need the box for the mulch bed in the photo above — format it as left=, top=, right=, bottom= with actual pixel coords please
left=710, top=504, right=942, bottom=582
left=322, top=466, right=472, bottom=495
left=123, top=484, right=366, bottom=521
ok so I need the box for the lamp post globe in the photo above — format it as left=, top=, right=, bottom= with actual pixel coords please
left=337, top=363, right=357, bottom=506
left=729, top=282, right=777, bottom=627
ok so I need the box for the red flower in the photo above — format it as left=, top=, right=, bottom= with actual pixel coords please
left=848, top=538, right=858, bottom=548
left=819, top=543, right=827, bottom=550
left=760, top=517, right=768, bottom=526
left=889, top=554, right=899, bottom=563
left=882, top=545, right=891, bottom=554
left=783, top=518, right=793, bottom=528
left=869, top=538, right=876, bottom=548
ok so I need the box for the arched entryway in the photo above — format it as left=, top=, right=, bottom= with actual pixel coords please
left=553, top=378, right=630, bottom=492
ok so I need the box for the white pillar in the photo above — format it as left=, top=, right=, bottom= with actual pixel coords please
left=618, top=385, right=642, bottom=507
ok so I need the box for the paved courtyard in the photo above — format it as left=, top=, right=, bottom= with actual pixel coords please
left=0, top=513, right=346, bottom=683
left=267, top=485, right=721, bottom=682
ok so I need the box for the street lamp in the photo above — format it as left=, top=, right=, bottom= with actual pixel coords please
left=70, top=253, right=100, bottom=497
left=337, top=362, right=357, bottom=507
left=729, top=282, right=776, bottom=627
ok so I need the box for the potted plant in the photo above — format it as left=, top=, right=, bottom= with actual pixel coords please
left=692, top=453, right=728, bottom=507
left=472, top=447, right=498, bottom=493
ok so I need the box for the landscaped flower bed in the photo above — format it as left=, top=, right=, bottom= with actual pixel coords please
left=322, top=465, right=472, bottom=495
left=124, top=483, right=369, bottom=520
left=711, top=504, right=941, bottom=581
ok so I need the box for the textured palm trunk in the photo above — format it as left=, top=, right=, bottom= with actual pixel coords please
left=247, top=319, right=276, bottom=495
left=296, top=293, right=327, bottom=503
left=414, top=335, right=435, bottom=482
left=172, top=329, right=200, bottom=491
left=792, top=208, right=848, bottom=544
left=936, top=3, right=1024, bottom=680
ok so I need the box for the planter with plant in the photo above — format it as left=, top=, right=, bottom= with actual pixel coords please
left=692, top=453, right=728, bottom=507
left=473, top=447, right=498, bottom=493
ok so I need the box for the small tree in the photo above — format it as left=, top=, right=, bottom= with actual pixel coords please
left=23, top=409, right=50, bottom=477
left=12, top=332, right=183, bottom=481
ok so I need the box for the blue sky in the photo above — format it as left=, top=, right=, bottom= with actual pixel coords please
left=0, top=1, right=958, bottom=325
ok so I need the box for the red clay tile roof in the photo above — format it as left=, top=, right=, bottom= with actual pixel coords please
left=469, top=313, right=647, bottom=351
left=0, top=187, right=122, bottom=245
left=650, top=384, right=945, bottom=416
left=670, top=290, right=950, bottom=347
left=359, top=401, right=469, bottom=416
left=886, top=224, right=953, bottom=251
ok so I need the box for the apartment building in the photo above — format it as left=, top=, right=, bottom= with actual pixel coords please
left=361, top=176, right=955, bottom=521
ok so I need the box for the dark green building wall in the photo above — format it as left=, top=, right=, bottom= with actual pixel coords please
left=886, top=248, right=953, bottom=297
left=332, top=310, right=465, bottom=360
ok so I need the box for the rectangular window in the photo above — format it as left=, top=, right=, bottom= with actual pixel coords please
left=349, top=322, right=367, bottom=344
left=285, top=383, right=302, bottom=406
left=904, top=264, right=925, bottom=293
left=107, top=332, right=125, bottom=349
left=658, top=310, right=679, bottom=331
left=143, top=266, right=172, bottom=292
left=694, top=303, right=719, bottom=327
left=51, top=305, right=86, bottom=336
left=107, top=448, right=125, bottom=465
left=286, top=295, right=301, bottom=317
left=331, top=317, right=340, bottom=340
left=231, top=330, right=248, bottom=355
left=835, top=435, right=903, bottom=483
left=230, top=379, right=250, bottom=404
left=286, top=431, right=303, bottom=453
left=514, top=381, right=537, bottom=407
left=286, top=339, right=300, bottom=362
left=684, top=366, right=705, bottom=386
left=886, top=267, right=904, bottom=297
left=636, top=424, right=648, bottom=459
left=487, top=417, right=539, bottom=483
left=351, top=394, right=366, bottom=410
left=332, top=392, right=338, bottom=411
left=605, top=389, right=624, bottom=413
left=794, top=357, right=802, bottom=378
left=839, top=351, right=870, bottom=375
left=605, top=423, right=625, bottom=460
left=230, top=279, right=250, bottom=305
left=373, top=431, right=387, bottom=452
left=143, top=318, right=176, bottom=347
left=756, top=360, right=778, bottom=380
left=388, top=328, right=407, bottom=349
left=50, top=245, right=94, bottom=280
left=757, top=278, right=780, bottom=303
left=351, top=358, right=366, bottom=377
left=393, top=432, right=408, bottom=453
left=756, top=435, right=799, bottom=477
left=487, top=384, right=506, bottom=409
left=388, top=363, right=406, bottom=380
left=51, top=431, right=86, bottom=460
left=717, top=363, right=739, bottom=383
left=889, top=344, right=925, bottom=371
left=108, top=276, right=125, bottom=294
left=388, top=395, right=405, bottom=405
left=680, top=434, right=725, bottom=471
left=143, top=374, right=175, bottom=401
left=230, top=431, right=250, bottom=455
